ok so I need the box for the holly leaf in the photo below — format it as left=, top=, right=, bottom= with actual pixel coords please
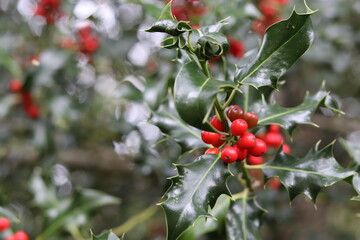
left=174, top=61, right=233, bottom=131
left=256, top=83, right=343, bottom=135
left=91, top=230, right=122, bottom=240
left=145, top=2, right=191, bottom=36
left=351, top=174, right=360, bottom=201
left=339, top=137, right=360, bottom=165
left=225, top=196, right=265, bottom=240
left=235, top=9, right=315, bottom=88
left=151, top=98, right=204, bottom=150
left=179, top=195, right=231, bottom=240
left=252, top=142, right=356, bottom=202
left=160, top=154, right=232, bottom=240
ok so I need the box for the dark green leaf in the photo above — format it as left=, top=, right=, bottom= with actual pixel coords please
left=235, top=10, right=315, bottom=88
left=253, top=142, right=355, bottom=202
left=179, top=195, right=231, bottom=240
left=225, top=196, right=265, bottom=240
left=151, top=99, right=205, bottom=150
left=145, top=2, right=191, bottom=36
left=256, top=83, right=342, bottom=135
left=339, top=137, right=360, bottom=165
left=196, top=33, right=230, bottom=60
left=91, top=230, right=122, bottom=240
left=174, top=61, right=232, bottom=131
left=351, top=174, right=360, bottom=201
left=160, top=154, right=232, bottom=240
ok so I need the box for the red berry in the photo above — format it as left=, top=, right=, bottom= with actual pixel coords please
left=277, top=0, right=288, bottom=5
left=243, top=112, right=258, bottom=129
left=268, top=178, right=281, bottom=189
left=232, top=144, right=247, bottom=161
left=268, top=124, right=280, bottom=132
left=0, top=217, right=11, bottom=231
left=9, top=79, right=23, bottom=93
left=210, top=115, right=224, bottom=131
left=226, top=105, right=244, bottom=122
left=228, top=36, right=244, bottom=59
left=221, top=146, right=238, bottom=163
left=201, top=131, right=224, bottom=147
left=230, top=119, right=248, bottom=136
left=249, top=138, right=267, bottom=156
left=264, top=132, right=283, bottom=148
left=204, top=147, right=219, bottom=155
left=25, top=105, right=40, bottom=119
left=237, top=132, right=256, bottom=149
left=81, top=37, right=99, bottom=53
left=247, top=155, right=264, bottom=165
left=14, top=231, right=29, bottom=240
left=5, top=235, right=16, bottom=240
left=282, top=144, right=291, bottom=154
left=212, top=134, right=226, bottom=147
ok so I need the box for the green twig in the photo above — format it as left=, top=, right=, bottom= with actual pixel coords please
left=241, top=164, right=254, bottom=193
left=112, top=205, right=159, bottom=236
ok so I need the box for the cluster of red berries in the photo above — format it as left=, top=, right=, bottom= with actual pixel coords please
left=202, top=105, right=291, bottom=167
left=9, top=79, right=40, bottom=119
left=34, top=0, right=62, bottom=24
left=166, top=0, right=207, bottom=22
left=202, top=105, right=267, bottom=164
left=0, top=217, right=29, bottom=240
left=252, top=0, right=289, bottom=36
left=227, top=36, right=245, bottom=59
left=77, top=25, right=100, bottom=56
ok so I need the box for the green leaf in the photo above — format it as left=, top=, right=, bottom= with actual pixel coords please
left=253, top=142, right=356, bottom=202
left=160, top=154, right=232, bottom=240
left=145, top=2, right=191, bottom=36
left=256, top=83, right=342, bottom=135
left=351, top=174, right=360, bottom=201
left=235, top=10, right=315, bottom=88
left=91, top=230, right=122, bottom=240
left=195, top=33, right=230, bottom=60
left=179, top=194, right=231, bottom=240
left=225, top=196, right=265, bottom=240
left=151, top=99, right=204, bottom=150
left=339, top=137, right=360, bottom=165
left=174, top=61, right=232, bottom=131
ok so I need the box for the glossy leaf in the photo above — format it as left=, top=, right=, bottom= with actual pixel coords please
left=145, top=2, right=191, bottom=36
left=151, top=99, right=204, bottom=150
left=351, top=174, right=360, bottom=201
left=339, top=137, right=360, bottom=165
left=255, top=142, right=356, bottom=202
left=174, top=61, right=232, bottom=131
left=195, top=33, right=230, bottom=60
left=225, top=197, right=265, bottom=240
left=235, top=10, right=315, bottom=88
left=256, top=83, right=342, bottom=135
left=160, top=154, right=232, bottom=240
left=179, top=195, right=231, bottom=240
left=91, top=230, right=122, bottom=240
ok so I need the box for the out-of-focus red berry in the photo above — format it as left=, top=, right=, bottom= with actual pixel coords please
left=264, top=132, right=283, bottom=148
left=0, top=217, right=11, bottom=231
left=282, top=144, right=291, bottom=154
left=205, top=147, right=219, bottom=155
left=14, top=231, right=29, bottom=240
left=247, top=155, right=264, bottom=165
left=268, top=177, right=281, bottom=189
left=228, top=36, right=244, bottom=59
left=9, top=79, right=23, bottom=93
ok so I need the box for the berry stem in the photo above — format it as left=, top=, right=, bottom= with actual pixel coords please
left=200, top=60, right=211, bottom=78
left=241, top=164, right=254, bottom=193
left=214, top=97, right=229, bottom=132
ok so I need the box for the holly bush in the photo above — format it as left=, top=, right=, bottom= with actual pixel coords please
left=1, top=0, right=360, bottom=240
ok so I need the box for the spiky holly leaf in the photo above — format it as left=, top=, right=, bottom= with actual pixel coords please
left=179, top=195, right=231, bottom=240
left=255, top=83, right=343, bottom=135
left=160, top=154, right=232, bottom=240
left=225, top=196, right=265, bottom=240
left=145, top=2, right=191, bottom=36
left=250, top=142, right=355, bottom=202
left=91, top=230, right=121, bottom=240
left=174, top=61, right=233, bottom=131
left=351, top=174, right=360, bottom=201
left=151, top=97, right=204, bottom=150
left=235, top=9, right=315, bottom=88
left=339, top=137, right=360, bottom=165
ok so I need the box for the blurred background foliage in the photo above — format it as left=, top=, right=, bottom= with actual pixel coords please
left=0, top=0, right=359, bottom=239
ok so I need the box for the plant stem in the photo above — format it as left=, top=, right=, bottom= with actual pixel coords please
left=241, top=164, right=254, bottom=193
left=223, top=87, right=238, bottom=109
left=200, top=60, right=211, bottom=78
left=214, top=98, right=229, bottom=132
left=112, top=205, right=158, bottom=236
